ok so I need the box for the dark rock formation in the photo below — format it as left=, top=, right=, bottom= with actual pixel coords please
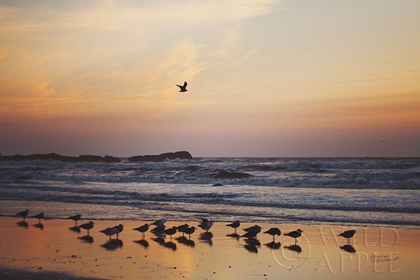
left=0, top=153, right=122, bottom=163
left=128, top=151, right=193, bottom=162
left=0, top=152, right=192, bottom=163
left=213, top=170, right=252, bottom=179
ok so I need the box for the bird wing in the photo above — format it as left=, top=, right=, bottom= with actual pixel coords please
left=183, top=81, right=187, bottom=88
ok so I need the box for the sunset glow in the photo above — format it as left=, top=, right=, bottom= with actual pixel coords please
left=1, top=0, right=419, bottom=157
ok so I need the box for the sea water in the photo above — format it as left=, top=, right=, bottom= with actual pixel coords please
left=0, top=157, right=419, bottom=227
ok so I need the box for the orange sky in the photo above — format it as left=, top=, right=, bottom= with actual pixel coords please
left=1, top=0, right=419, bottom=157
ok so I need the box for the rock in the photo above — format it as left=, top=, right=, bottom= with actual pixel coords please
left=128, top=151, right=193, bottom=162
left=213, top=170, right=252, bottom=179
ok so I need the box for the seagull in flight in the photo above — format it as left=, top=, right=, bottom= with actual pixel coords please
left=176, top=81, right=188, bottom=92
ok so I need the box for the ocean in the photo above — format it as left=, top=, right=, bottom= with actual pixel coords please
left=1, top=157, right=419, bottom=228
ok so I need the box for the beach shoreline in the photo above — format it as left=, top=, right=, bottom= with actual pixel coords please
left=0, top=217, right=419, bottom=279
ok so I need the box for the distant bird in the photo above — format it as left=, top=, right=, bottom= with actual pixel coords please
left=176, top=81, right=188, bottom=92
left=339, top=229, right=356, bottom=244
left=164, top=226, right=177, bottom=240
left=284, top=229, right=303, bottom=244
left=264, top=227, right=281, bottom=241
left=151, top=218, right=166, bottom=227
left=226, top=220, right=240, bottom=233
left=17, top=210, right=29, bottom=221
left=177, top=224, right=189, bottom=236
left=134, top=224, right=149, bottom=238
left=68, top=214, right=81, bottom=226
left=113, top=224, right=124, bottom=239
left=32, top=213, right=44, bottom=223
left=79, top=221, right=95, bottom=235
left=243, top=225, right=262, bottom=234
left=184, top=226, right=196, bottom=240
left=198, top=218, right=213, bottom=232
left=100, top=226, right=119, bottom=241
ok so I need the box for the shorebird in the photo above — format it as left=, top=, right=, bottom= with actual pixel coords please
left=164, top=226, right=177, bottom=240
left=113, top=224, right=124, bottom=239
left=32, top=213, right=44, bottom=223
left=151, top=218, right=166, bottom=227
left=177, top=224, right=189, bottom=236
left=151, top=224, right=166, bottom=234
left=184, top=226, right=196, bottom=240
left=284, top=229, right=303, bottom=244
left=264, top=227, right=281, bottom=241
left=339, top=229, right=356, bottom=245
left=241, top=231, right=259, bottom=239
left=17, top=210, right=29, bottom=221
left=134, top=224, right=149, bottom=238
left=226, top=220, right=240, bottom=233
left=176, top=81, right=188, bottom=92
left=68, top=214, right=81, bottom=226
left=198, top=218, right=213, bottom=232
left=243, top=225, right=262, bottom=234
left=100, top=226, right=119, bottom=241
left=79, top=221, right=95, bottom=235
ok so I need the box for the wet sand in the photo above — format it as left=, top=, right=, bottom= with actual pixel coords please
left=0, top=217, right=419, bottom=279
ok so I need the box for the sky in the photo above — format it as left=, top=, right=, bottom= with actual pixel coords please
left=1, top=0, right=419, bottom=157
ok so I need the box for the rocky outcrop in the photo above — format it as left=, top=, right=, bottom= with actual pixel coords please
left=0, top=153, right=122, bottom=163
left=213, top=170, right=252, bottom=179
left=128, top=151, right=193, bottom=162
left=0, top=152, right=192, bottom=163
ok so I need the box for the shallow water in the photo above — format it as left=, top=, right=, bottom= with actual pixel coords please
left=1, top=157, right=419, bottom=227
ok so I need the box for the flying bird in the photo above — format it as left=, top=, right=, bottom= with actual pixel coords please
left=176, top=81, right=188, bottom=92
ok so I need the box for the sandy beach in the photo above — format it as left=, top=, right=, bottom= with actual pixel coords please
left=0, top=217, right=419, bottom=279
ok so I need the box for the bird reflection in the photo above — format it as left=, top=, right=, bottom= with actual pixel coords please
left=163, top=241, right=177, bottom=251
left=78, top=235, right=94, bottom=243
left=265, top=241, right=281, bottom=249
left=101, top=239, right=123, bottom=251
left=284, top=244, right=302, bottom=253
left=69, top=226, right=81, bottom=233
left=226, top=233, right=240, bottom=239
left=134, top=239, right=149, bottom=248
left=199, top=232, right=213, bottom=246
left=176, top=236, right=195, bottom=247
left=33, top=223, right=44, bottom=230
left=340, top=245, right=356, bottom=253
left=244, top=238, right=261, bottom=247
left=244, top=244, right=258, bottom=253
left=152, top=237, right=165, bottom=245
left=16, top=221, right=28, bottom=229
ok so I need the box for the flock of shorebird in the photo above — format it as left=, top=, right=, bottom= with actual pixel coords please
left=16, top=210, right=357, bottom=251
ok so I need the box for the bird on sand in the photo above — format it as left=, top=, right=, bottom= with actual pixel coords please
left=151, top=218, right=166, bottom=227
left=17, top=210, right=29, bottom=221
left=134, top=224, right=149, bottom=238
left=177, top=224, right=189, bottom=236
left=284, top=229, right=303, bottom=244
left=243, top=225, right=262, bottom=234
left=113, top=224, right=124, bottom=239
left=339, top=229, right=356, bottom=244
left=164, top=226, right=177, bottom=240
left=264, top=227, right=281, bottom=241
left=79, top=221, right=95, bottom=235
left=68, top=214, right=81, bottom=226
left=184, top=226, right=196, bottom=240
left=100, top=226, right=119, bottom=241
left=226, top=220, right=240, bottom=233
left=32, top=213, right=44, bottom=223
left=176, top=81, right=188, bottom=92
left=198, top=218, right=213, bottom=232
